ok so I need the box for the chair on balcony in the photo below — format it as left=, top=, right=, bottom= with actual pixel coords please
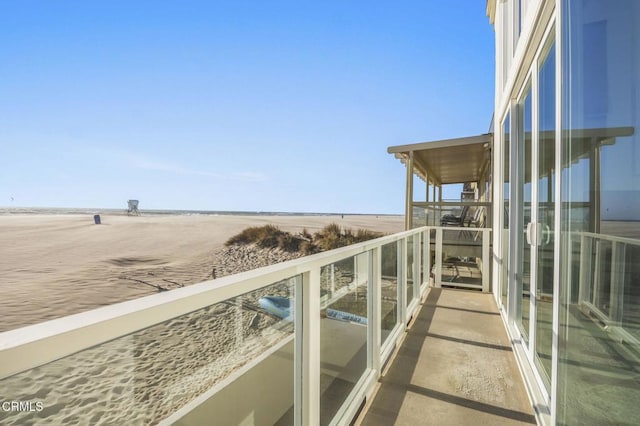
left=440, top=206, right=469, bottom=227
left=467, top=206, right=485, bottom=228
left=457, top=206, right=486, bottom=241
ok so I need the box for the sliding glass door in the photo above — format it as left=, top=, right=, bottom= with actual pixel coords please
left=511, top=31, right=556, bottom=396
left=501, top=112, right=510, bottom=311
left=534, top=40, right=556, bottom=390
left=514, top=82, right=532, bottom=346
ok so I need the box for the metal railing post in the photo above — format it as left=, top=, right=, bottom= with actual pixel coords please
left=609, top=242, right=626, bottom=325
left=301, top=269, right=320, bottom=425
left=435, top=228, right=443, bottom=287
left=423, top=229, right=431, bottom=290
left=398, top=238, right=406, bottom=325
left=482, top=229, right=490, bottom=292
left=413, top=232, right=420, bottom=301
left=370, top=248, right=381, bottom=374
left=294, top=275, right=303, bottom=426
left=592, top=240, right=602, bottom=307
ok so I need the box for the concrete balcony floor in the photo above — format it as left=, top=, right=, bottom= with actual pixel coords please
left=357, top=288, right=536, bottom=425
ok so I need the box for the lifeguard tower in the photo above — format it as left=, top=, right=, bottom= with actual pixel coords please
left=127, top=200, right=140, bottom=216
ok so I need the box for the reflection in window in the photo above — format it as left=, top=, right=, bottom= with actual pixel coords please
left=559, top=1, right=640, bottom=424
left=534, top=40, right=555, bottom=389
left=516, top=83, right=532, bottom=344
left=502, top=112, right=510, bottom=309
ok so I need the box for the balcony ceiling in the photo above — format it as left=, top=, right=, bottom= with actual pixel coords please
left=388, top=127, right=634, bottom=185
left=388, top=134, right=492, bottom=185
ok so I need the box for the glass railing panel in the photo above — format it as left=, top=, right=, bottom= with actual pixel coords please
left=380, top=242, right=399, bottom=346
left=413, top=203, right=491, bottom=229
left=0, top=277, right=298, bottom=425
left=623, top=244, right=640, bottom=341
left=501, top=229, right=509, bottom=309
left=558, top=235, right=640, bottom=424
left=406, top=236, right=414, bottom=306
left=568, top=236, right=582, bottom=304
left=319, top=253, right=369, bottom=425
left=419, top=232, right=425, bottom=287
left=440, top=229, right=484, bottom=287
left=411, top=206, right=427, bottom=228
left=585, top=237, right=598, bottom=304
left=593, top=240, right=612, bottom=316
left=321, top=256, right=354, bottom=305
left=428, top=228, right=436, bottom=286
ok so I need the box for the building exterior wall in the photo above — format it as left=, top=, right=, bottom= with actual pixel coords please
left=490, top=1, right=640, bottom=424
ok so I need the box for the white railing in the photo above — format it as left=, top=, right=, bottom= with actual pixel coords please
left=571, top=231, right=640, bottom=352
left=432, top=227, right=491, bottom=291
left=0, top=226, right=491, bottom=425
left=412, top=201, right=492, bottom=227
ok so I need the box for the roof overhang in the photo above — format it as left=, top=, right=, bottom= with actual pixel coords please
left=486, top=0, right=497, bottom=25
left=388, top=134, right=492, bottom=186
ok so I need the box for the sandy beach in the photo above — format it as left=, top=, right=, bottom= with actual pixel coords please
left=0, top=213, right=403, bottom=333
left=0, top=212, right=402, bottom=425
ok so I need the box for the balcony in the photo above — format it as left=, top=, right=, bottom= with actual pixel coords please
left=358, top=287, right=535, bottom=425
left=387, top=134, right=492, bottom=231
left=0, top=225, right=514, bottom=425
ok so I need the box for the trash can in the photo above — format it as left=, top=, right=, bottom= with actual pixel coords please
left=94, top=214, right=101, bottom=225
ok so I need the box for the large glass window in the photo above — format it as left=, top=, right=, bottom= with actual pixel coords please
left=559, top=1, right=640, bottom=423
left=534, top=40, right=555, bottom=389
left=516, top=82, right=533, bottom=344
left=502, top=112, right=511, bottom=310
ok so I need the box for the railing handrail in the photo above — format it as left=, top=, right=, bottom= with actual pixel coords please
left=569, top=230, right=640, bottom=246
left=412, top=201, right=492, bottom=207
left=0, top=226, right=428, bottom=380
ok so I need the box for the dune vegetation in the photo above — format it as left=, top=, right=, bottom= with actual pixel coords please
left=225, top=223, right=383, bottom=255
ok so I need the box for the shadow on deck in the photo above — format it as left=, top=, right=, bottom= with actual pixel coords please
left=357, top=288, right=536, bottom=425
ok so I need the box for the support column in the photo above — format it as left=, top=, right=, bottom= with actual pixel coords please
left=425, top=175, right=430, bottom=225
left=424, top=171, right=433, bottom=226
left=405, top=151, right=414, bottom=230
left=425, top=177, right=430, bottom=203
left=438, top=185, right=443, bottom=227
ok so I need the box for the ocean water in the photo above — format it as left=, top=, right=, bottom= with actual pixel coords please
left=0, top=206, right=381, bottom=217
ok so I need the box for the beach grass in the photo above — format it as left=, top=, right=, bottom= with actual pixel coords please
left=225, top=223, right=384, bottom=255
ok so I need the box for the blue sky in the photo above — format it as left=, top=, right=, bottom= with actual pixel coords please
left=0, top=1, right=494, bottom=214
